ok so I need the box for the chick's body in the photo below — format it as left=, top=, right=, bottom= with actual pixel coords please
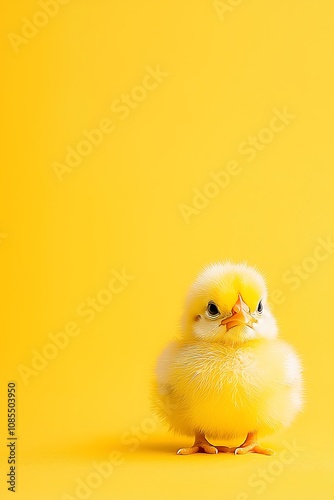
left=156, top=338, right=302, bottom=439
left=153, top=263, right=303, bottom=455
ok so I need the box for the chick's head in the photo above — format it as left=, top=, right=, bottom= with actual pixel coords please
left=182, top=262, right=277, bottom=345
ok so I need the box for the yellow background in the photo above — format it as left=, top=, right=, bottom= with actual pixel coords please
left=1, top=1, right=334, bottom=498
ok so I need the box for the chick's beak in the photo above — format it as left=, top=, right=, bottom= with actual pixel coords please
left=220, top=295, right=257, bottom=331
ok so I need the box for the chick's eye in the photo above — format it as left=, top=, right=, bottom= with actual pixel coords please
left=257, top=300, right=263, bottom=314
left=207, top=301, right=220, bottom=317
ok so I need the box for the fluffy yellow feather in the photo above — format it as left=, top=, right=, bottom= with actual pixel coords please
left=153, top=262, right=303, bottom=455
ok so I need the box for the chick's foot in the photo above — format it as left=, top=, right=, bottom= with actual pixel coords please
left=234, top=443, right=274, bottom=455
left=216, top=432, right=274, bottom=456
left=177, top=432, right=218, bottom=455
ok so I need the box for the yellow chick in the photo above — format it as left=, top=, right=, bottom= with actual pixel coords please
left=153, top=262, right=303, bottom=455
